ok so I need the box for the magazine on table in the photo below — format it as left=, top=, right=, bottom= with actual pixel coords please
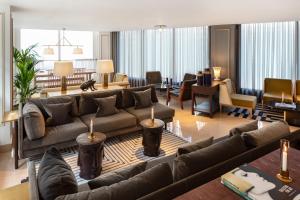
left=221, top=164, right=300, bottom=200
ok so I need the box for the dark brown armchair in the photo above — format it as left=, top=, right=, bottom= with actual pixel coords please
left=166, top=73, right=197, bottom=109
left=146, top=71, right=162, bottom=89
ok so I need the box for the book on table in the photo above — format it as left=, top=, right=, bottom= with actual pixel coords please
left=221, top=164, right=300, bottom=200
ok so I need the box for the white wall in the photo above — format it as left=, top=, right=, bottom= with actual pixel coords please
left=0, top=5, right=12, bottom=146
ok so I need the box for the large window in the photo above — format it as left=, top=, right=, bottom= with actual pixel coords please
left=240, top=22, right=297, bottom=90
left=119, top=26, right=209, bottom=82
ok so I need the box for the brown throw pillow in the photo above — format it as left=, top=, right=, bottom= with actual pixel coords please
left=229, top=120, right=258, bottom=136
left=94, top=95, right=119, bottom=117
left=132, top=88, right=153, bottom=109
left=177, top=137, right=214, bottom=156
left=43, top=102, right=73, bottom=126
left=88, top=162, right=147, bottom=190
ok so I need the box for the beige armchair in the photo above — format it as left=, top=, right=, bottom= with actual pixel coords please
left=219, top=79, right=257, bottom=117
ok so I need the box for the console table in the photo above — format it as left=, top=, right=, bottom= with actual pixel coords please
left=175, top=148, right=300, bottom=200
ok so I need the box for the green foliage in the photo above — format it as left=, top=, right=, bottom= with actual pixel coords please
left=13, top=44, right=40, bottom=104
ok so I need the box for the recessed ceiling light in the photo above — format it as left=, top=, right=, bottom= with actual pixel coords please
left=154, top=25, right=167, bottom=31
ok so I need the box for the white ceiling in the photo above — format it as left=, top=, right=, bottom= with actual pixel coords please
left=2, top=0, right=300, bottom=31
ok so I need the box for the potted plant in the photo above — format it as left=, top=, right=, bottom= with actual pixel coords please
left=13, top=44, right=40, bottom=104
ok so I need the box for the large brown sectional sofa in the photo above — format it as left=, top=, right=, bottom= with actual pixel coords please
left=18, top=85, right=175, bottom=160
left=27, top=120, right=300, bottom=200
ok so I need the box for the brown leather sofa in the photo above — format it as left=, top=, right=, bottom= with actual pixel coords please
left=262, top=78, right=293, bottom=106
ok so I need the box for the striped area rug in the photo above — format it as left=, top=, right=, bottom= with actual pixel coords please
left=228, top=104, right=284, bottom=122
left=32, top=131, right=188, bottom=185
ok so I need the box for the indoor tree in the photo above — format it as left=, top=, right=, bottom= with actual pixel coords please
left=13, top=44, right=40, bottom=104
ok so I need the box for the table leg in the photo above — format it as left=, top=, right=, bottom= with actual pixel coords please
left=191, top=93, right=195, bottom=115
left=12, top=121, right=18, bottom=169
left=209, top=95, right=213, bottom=118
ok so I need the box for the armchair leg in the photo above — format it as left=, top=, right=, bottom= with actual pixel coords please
left=220, top=105, right=222, bottom=113
left=248, top=108, right=252, bottom=118
left=180, top=101, right=184, bottom=110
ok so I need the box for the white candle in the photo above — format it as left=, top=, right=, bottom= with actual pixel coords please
left=151, top=107, right=154, bottom=120
left=90, top=119, right=93, bottom=133
left=282, top=149, right=288, bottom=171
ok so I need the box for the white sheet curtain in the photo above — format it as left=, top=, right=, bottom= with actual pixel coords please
left=118, top=27, right=209, bottom=81
left=240, top=21, right=297, bottom=90
left=174, top=27, right=209, bottom=81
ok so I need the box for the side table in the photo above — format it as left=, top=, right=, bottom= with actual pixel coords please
left=76, top=132, right=106, bottom=179
left=140, top=119, right=164, bottom=157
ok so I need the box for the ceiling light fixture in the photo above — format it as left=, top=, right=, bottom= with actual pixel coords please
left=154, top=25, right=167, bottom=32
left=43, top=28, right=83, bottom=55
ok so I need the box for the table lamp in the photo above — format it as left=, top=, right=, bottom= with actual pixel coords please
left=97, top=60, right=114, bottom=88
left=213, top=66, right=222, bottom=80
left=54, top=61, right=74, bottom=91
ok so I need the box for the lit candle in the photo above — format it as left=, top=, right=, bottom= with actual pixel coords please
left=90, top=119, right=93, bottom=134
left=282, top=145, right=288, bottom=171
left=151, top=107, right=154, bottom=121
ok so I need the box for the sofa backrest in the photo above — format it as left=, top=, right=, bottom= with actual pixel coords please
left=123, top=85, right=158, bottom=108
left=264, top=78, right=292, bottom=94
left=78, top=90, right=123, bottom=115
left=296, top=80, right=300, bottom=95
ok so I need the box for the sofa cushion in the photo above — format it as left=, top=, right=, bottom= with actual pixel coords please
left=173, top=134, right=247, bottom=181
left=132, top=88, right=153, bottom=109
left=88, top=162, right=147, bottom=190
left=43, top=102, right=73, bottom=126
left=94, top=95, right=119, bottom=117
left=56, top=163, right=173, bottom=200
left=231, top=94, right=257, bottom=109
left=229, top=120, right=258, bottom=136
left=38, top=147, right=78, bottom=200
left=177, top=137, right=213, bottom=156
left=23, top=117, right=88, bottom=151
left=123, top=85, right=158, bottom=108
left=263, top=92, right=293, bottom=103
left=242, top=121, right=290, bottom=147
left=125, top=103, right=175, bottom=123
left=80, top=109, right=137, bottom=133
left=79, top=90, right=123, bottom=115
left=29, top=96, right=79, bottom=118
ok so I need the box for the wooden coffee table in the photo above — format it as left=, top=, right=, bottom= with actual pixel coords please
left=76, top=132, right=106, bottom=179
left=175, top=148, right=300, bottom=200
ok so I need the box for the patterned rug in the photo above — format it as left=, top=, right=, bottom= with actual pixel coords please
left=227, top=103, right=284, bottom=122
left=32, top=131, right=188, bottom=185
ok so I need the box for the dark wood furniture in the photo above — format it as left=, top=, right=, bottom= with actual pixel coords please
left=191, top=81, right=220, bottom=117
left=140, top=119, right=164, bottom=157
left=3, top=110, right=19, bottom=169
left=76, top=132, right=106, bottom=180
left=175, top=148, right=300, bottom=200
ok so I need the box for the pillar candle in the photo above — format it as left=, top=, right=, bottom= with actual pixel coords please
left=282, top=149, right=288, bottom=171
left=151, top=107, right=154, bottom=121
left=90, top=119, right=93, bottom=133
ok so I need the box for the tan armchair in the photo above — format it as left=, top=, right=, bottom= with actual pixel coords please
left=262, top=78, right=293, bottom=106
left=296, top=80, right=300, bottom=103
left=219, top=79, right=257, bottom=117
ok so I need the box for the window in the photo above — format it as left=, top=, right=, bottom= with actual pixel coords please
left=240, top=22, right=297, bottom=90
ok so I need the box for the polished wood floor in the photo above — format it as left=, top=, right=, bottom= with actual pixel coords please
left=0, top=97, right=298, bottom=190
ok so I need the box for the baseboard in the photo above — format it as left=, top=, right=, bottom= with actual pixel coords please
left=0, top=144, right=12, bottom=153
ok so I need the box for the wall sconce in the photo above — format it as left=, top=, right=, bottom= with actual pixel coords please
left=213, top=66, right=222, bottom=80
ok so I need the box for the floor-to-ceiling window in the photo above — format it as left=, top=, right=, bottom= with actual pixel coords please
left=118, top=26, right=209, bottom=82
left=240, top=21, right=297, bottom=90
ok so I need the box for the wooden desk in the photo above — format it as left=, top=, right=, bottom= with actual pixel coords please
left=3, top=110, right=20, bottom=169
left=191, top=81, right=220, bottom=117
left=175, top=148, right=300, bottom=200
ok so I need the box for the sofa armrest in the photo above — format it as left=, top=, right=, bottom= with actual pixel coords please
left=28, top=160, right=40, bottom=200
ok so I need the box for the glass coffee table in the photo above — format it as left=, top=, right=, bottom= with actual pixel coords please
left=267, top=101, right=300, bottom=126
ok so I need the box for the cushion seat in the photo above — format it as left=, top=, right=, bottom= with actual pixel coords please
left=296, top=95, right=300, bottom=104
left=23, top=117, right=88, bottom=151
left=263, top=92, right=293, bottom=103
left=231, top=94, right=257, bottom=109
left=80, top=109, right=137, bottom=133
left=125, top=103, right=175, bottom=123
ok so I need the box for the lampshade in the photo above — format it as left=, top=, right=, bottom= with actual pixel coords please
left=96, top=60, right=114, bottom=74
left=43, top=47, right=54, bottom=55
left=73, top=47, right=83, bottom=54
left=53, top=61, right=74, bottom=76
left=213, top=66, right=222, bottom=80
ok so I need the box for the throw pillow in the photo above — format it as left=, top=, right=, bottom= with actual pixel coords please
left=56, top=163, right=173, bottom=200
left=229, top=120, right=258, bottom=136
left=88, top=162, right=147, bottom=189
left=23, top=102, right=45, bottom=140
left=173, top=134, right=247, bottom=181
left=37, top=147, right=78, bottom=200
left=43, top=102, right=73, bottom=126
left=242, top=120, right=290, bottom=147
left=132, top=88, right=153, bottom=109
left=94, top=95, right=119, bottom=117
left=177, top=137, right=214, bottom=156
